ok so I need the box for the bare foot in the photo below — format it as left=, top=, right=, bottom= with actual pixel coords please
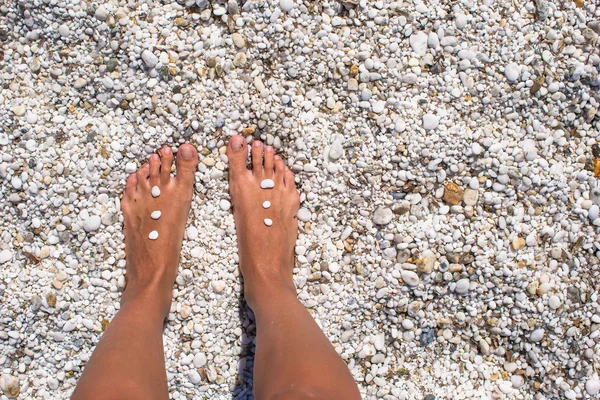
left=226, top=136, right=300, bottom=308
left=120, top=144, right=198, bottom=316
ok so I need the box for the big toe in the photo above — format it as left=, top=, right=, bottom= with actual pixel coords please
left=175, top=144, right=198, bottom=186
left=227, top=135, right=249, bottom=179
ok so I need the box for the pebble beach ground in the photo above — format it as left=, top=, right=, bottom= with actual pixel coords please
left=1, top=0, right=600, bottom=399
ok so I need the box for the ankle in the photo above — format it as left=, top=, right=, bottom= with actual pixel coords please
left=121, top=281, right=172, bottom=317
left=244, top=276, right=297, bottom=311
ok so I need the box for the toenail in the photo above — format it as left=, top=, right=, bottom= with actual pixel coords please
left=275, top=155, right=281, bottom=160
left=179, top=146, right=194, bottom=160
left=230, top=136, right=245, bottom=151
left=253, top=141, right=262, bottom=147
left=163, top=147, right=171, bottom=155
left=265, top=146, right=273, bottom=152
left=151, top=154, right=159, bottom=161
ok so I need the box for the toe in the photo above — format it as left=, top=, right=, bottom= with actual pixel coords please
left=136, top=164, right=150, bottom=189
left=227, top=135, right=249, bottom=180
left=175, top=143, right=198, bottom=187
left=124, top=173, right=138, bottom=199
left=160, top=146, right=174, bottom=183
left=274, top=155, right=285, bottom=185
left=149, top=154, right=161, bottom=186
left=251, top=140, right=263, bottom=176
left=263, top=146, right=274, bottom=178
left=284, top=168, right=296, bottom=190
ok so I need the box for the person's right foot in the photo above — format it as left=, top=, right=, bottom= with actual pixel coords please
left=226, top=135, right=300, bottom=308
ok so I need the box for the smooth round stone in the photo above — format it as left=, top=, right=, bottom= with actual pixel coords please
left=328, top=263, right=340, bottom=273
left=455, top=278, right=470, bottom=294
left=280, top=0, right=294, bottom=12
left=219, top=199, right=231, bottom=210
left=423, top=114, right=439, bottom=131
left=58, top=24, right=70, bottom=37
left=0, top=250, right=14, bottom=264
left=297, top=208, right=311, bottom=221
left=232, top=33, right=245, bottom=48
left=148, top=230, right=159, bottom=240
left=186, top=226, right=199, bottom=240
left=188, top=370, right=202, bottom=385
left=264, top=218, right=273, bottom=227
left=193, top=353, right=207, bottom=368
left=125, top=163, right=136, bottom=173
left=548, top=295, right=561, bottom=310
left=589, top=205, right=599, bottom=221
left=401, top=270, right=420, bottom=287
left=260, top=179, right=275, bottom=189
left=505, top=63, right=521, bottom=82
left=586, top=379, right=600, bottom=395
left=151, top=186, right=161, bottom=197
left=511, top=375, right=524, bottom=389
left=402, top=319, right=414, bottom=330
left=373, top=207, right=393, bottom=225
left=83, top=216, right=101, bottom=232
left=498, top=381, right=513, bottom=394
left=329, top=139, right=344, bottom=161
left=151, top=211, right=162, bottom=220
left=263, top=201, right=271, bottom=209
left=211, top=280, right=226, bottom=293
left=530, top=329, right=544, bottom=342
left=94, top=6, right=109, bottom=21
left=455, top=14, right=468, bottom=29
left=141, top=50, right=159, bottom=68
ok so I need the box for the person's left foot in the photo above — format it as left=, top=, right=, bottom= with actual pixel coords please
left=119, top=144, right=198, bottom=316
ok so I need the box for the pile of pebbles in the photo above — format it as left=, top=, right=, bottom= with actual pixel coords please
left=1, top=0, right=600, bottom=398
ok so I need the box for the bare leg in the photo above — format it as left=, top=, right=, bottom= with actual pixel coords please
left=72, top=144, right=198, bottom=400
left=227, top=136, right=361, bottom=400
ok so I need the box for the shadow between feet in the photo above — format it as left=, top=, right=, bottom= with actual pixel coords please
left=233, top=294, right=256, bottom=400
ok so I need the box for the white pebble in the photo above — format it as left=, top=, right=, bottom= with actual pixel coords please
left=219, top=199, right=231, bottom=211
left=260, top=179, right=275, bottom=189
left=186, top=226, right=199, bottom=240
left=0, top=250, right=14, bottom=264
left=263, top=201, right=271, bottom=209
left=58, top=24, right=70, bottom=37
left=530, top=329, right=545, bottom=342
left=423, top=114, right=440, bottom=131
left=297, top=208, right=311, bottom=221
left=505, top=63, right=521, bottom=82
left=141, top=50, right=159, bottom=68
left=193, top=353, right=207, bottom=368
left=401, top=270, right=420, bottom=287
left=211, top=280, right=226, bottom=293
left=125, top=163, right=137, bottom=174
left=83, top=216, right=101, bottom=232
left=151, top=186, right=161, bottom=197
left=264, top=218, right=273, bottom=227
left=148, top=230, right=159, bottom=240
left=279, top=0, right=294, bottom=12
left=151, top=211, right=162, bottom=220
left=586, top=379, right=600, bottom=395
left=455, top=279, right=470, bottom=294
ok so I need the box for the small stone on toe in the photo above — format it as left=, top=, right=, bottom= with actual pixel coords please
left=260, top=179, right=275, bottom=189
left=148, top=230, right=159, bottom=240
left=264, top=218, right=273, bottom=227
left=262, top=201, right=271, bottom=209
left=151, top=186, right=161, bottom=197
left=151, top=210, right=162, bottom=220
